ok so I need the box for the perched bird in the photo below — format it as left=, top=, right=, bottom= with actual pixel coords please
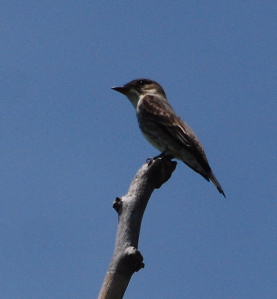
left=112, top=79, right=225, bottom=197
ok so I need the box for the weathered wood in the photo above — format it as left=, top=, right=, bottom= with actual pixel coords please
left=98, top=157, right=176, bottom=299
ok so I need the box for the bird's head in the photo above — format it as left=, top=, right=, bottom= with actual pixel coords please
left=112, top=78, right=166, bottom=108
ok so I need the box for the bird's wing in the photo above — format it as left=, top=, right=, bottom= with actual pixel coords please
left=138, top=95, right=225, bottom=197
left=138, top=95, right=198, bottom=148
left=138, top=95, right=211, bottom=172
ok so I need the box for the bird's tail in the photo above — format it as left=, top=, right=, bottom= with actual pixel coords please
left=209, top=172, right=226, bottom=198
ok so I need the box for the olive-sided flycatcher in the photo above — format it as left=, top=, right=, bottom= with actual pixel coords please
left=112, top=79, right=225, bottom=197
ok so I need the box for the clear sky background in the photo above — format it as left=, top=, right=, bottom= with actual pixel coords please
left=1, top=1, right=276, bottom=298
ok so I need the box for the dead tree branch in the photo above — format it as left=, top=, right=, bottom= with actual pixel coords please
left=98, top=156, right=177, bottom=299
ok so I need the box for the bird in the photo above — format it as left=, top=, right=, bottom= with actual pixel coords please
left=112, top=78, right=225, bottom=197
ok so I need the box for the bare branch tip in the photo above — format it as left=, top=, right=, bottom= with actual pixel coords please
left=146, top=157, right=177, bottom=189
left=125, top=247, right=144, bottom=272
left=113, top=197, right=122, bottom=212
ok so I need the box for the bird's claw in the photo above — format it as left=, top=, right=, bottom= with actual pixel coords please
left=146, top=153, right=173, bottom=166
left=146, top=157, right=154, bottom=166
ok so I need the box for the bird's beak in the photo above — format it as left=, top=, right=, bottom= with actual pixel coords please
left=111, top=86, right=128, bottom=95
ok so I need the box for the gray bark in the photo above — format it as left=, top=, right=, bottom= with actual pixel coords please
left=98, top=157, right=177, bottom=299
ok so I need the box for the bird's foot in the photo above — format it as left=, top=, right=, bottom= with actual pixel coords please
left=146, top=153, right=173, bottom=166
left=146, top=157, right=155, bottom=166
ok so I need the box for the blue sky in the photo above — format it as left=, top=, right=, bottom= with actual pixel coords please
left=1, top=1, right=276, bottom=298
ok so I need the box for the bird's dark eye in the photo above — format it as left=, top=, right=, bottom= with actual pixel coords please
left=138, top=79, right=152, bottom=85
